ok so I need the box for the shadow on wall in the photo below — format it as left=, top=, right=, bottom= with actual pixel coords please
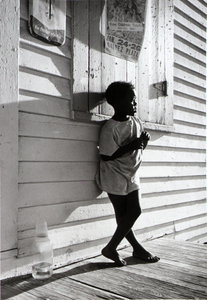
left=73, top=92, right=107, bottom=112
left=1, top=94, right=111, bottom=278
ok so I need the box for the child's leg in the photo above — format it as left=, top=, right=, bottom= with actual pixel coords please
left=102, top=190, right=141, bottom=265
left=126, top=230, right=160, bottom=262
left=109, top=190, right=142, bottom=249
left=104, top=190, right=160, bottom=263
left=107, top=190, right=141, bottom=249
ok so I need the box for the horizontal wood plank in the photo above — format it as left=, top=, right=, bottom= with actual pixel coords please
left=147, top=131, right=206, bottom=150
left=174, top=77, right=206, bottom=101
left=18, top=200, right=112, bottom=231
left=174, top=22, right=206, bottom=51
left=175, top=214, right=207, bottom=233
left=174, top=52, right=206, bottom=79
left=19, top=71, right=71, bottom=100
left=173, top=106, right=206, bottom=126
left=19, top=93, right=71, bottom=118
left=174, top=8, right=206, bottom=39
left=174, top=38, right=206, bottom=63
left=137, top=202, right=207, bottom=232
left=20, top=45, right=71, bottom=79
left=0, top=249, right=18, bottom=260
left=184, top=0, right=207, bottom=14
left=19, top=137, right=99, bottom=162
left=173, top=122, right=206, bottom=137
left=144, top=146, right=206, bottom=163
left=175, top=227, right=207, bottom=242
left=173, top=92, right=206, bottom=112
left=19, top=161, right=206, bottom=184
left=141, top=176, right=206, bottom=193
left=18, top=218, right=117, bottom=255
left=141, top=163, right=206, bottom=178
left=174, top=0, right=207, bottom=26
left=19, top=162, right=98, bottom=183
left=19, top=112, right=101, bottom=141
left=18, top=181, right=103, bottom=207
left=174, top=64, right=206, bottom=88
left=142, top=189, right=206, bottom=209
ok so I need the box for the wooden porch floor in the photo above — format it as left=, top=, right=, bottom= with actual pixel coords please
left=1, top=238, right=207, bottom=299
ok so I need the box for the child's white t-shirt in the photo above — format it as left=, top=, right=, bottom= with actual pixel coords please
left=95, top=116, right=143, bottom=195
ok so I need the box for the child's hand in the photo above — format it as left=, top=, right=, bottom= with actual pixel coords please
left=140, top=131, right=150, bottom=141
left=130, top=138, right=145, bottom=150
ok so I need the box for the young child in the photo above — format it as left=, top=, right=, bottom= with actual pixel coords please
left=95, top=81, right=160, bottom=266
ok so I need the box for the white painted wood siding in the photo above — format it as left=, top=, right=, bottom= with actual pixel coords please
left=73, top=0, right=207, bottom=247
left=18, top=0, right=107, bottom=267
left=134, top=0, right=207, bottom=244
left=17, top=0, right=206, bottom=275
left=171, top=0, right=207, bottom=242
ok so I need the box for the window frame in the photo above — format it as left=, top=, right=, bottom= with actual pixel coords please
left=72, top=0, right=174, bottom=132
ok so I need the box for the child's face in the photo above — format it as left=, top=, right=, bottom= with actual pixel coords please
left=121, top=89, right=137, bottom=116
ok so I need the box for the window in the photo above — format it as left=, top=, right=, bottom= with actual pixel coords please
left=72, top=0, right=174, bottom=130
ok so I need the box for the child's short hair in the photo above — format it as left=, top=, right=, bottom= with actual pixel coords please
left=105, top=81, right=135, bottom=107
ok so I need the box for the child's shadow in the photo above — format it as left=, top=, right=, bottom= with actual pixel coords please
left=54, top=255, right=148, bottom=279
left=1, top=256, right=149, bottom=299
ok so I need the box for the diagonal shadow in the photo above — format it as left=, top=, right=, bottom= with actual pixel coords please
left=1, top=255, right=148, bottom=299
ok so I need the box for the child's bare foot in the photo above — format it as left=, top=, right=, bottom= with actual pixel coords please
left=102, top=247, right=127, bottom=266
left=133, top=245, right=160, bottom=263
left=133, top=250, right=160, bottom=262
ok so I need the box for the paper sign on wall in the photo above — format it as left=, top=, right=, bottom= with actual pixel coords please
left=29, top=0, right=66, bottom=46
left=105, top=0, right=146, bottom=62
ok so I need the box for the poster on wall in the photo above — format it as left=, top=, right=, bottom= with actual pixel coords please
left=105, top=0, right=147, bottom=62
left=28, top=0, right=66, bottom=46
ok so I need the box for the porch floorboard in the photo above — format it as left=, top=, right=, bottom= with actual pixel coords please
left=1, top=238, right=207, bottom=299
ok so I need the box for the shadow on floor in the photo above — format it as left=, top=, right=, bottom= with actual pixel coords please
left=1, top=254, right=148, bottom=299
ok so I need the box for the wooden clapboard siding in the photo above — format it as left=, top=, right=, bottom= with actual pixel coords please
left=2, top=0, right=207, bottom=281
left=18, top=200, right=207, bottom=248
left=12, top=0, right=206, bottom=279
left=144, top=146, right=206, bottom=162
left=18, top=0, right=107, bottom=266
left=135, top=0, right=206, bottom=244
left=19, top=0, right=72, bottom=117
left=171, top=0, right=207, bottom=241
left=19, top=137, right=98, bottom=162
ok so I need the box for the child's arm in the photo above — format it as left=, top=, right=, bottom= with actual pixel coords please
left=101, top=131, right=150, bottom=161
left=101, top=138, right=144, bottom=161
